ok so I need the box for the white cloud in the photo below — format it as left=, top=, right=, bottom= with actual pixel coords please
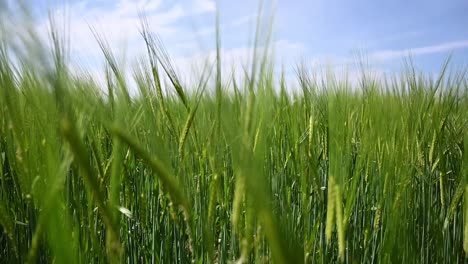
left=192, top=0, right=216, bottom=14
left=114, top=0, right=164, bottom=16
left=229, top=14, right=255, bottom=27
left=34, top=0, right=218, bottom=61
left=181, top=13, right=255, bottom=42
left=19, top=1, right=309, bottom=93
left=170, top=39, right=306, bottom=88
left=370, top=40, right=468, bottom=61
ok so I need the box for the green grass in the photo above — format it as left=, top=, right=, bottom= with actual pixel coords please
left=0, top=8, right=467, bottom=264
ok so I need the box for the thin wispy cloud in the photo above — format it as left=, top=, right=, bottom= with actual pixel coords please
left=370, top=40, right=468, bottom=61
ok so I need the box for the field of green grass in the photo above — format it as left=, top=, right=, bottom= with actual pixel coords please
left=1, top=10, right=468, bottom=264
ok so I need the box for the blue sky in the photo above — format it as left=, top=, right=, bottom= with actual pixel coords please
left=10, top=0, right=468, bottom=86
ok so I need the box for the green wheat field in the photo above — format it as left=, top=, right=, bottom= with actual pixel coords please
left=1, top=5, right=467, bottom=264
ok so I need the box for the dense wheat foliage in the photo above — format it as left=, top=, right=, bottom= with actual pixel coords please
left=1, top=5, right=468, bottom=264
